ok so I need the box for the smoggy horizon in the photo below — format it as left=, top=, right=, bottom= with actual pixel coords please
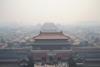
left=0, top=0, right=100, bottom=26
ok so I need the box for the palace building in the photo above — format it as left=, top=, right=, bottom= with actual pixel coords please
left=32, top=32, right=72, bottom=50
left=0, top=23, right=100, bottom=67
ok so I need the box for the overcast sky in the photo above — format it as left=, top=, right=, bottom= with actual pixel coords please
left=0, top=0, right=100, bottom=25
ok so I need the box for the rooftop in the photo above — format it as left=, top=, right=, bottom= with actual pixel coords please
left=33, top=32, right=71, bottom=40
left=41, top=23, right=60, bottom=32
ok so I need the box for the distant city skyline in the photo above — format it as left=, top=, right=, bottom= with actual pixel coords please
left=0, top=0, right=100, bottom=25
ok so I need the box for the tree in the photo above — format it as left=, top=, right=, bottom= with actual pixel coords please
left=68, top=57, right=77, bottom=67
left=27, top=54, right=34, bottom=67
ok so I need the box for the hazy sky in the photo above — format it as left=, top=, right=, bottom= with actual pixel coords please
left=0, top=0, right=100, bottom=25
